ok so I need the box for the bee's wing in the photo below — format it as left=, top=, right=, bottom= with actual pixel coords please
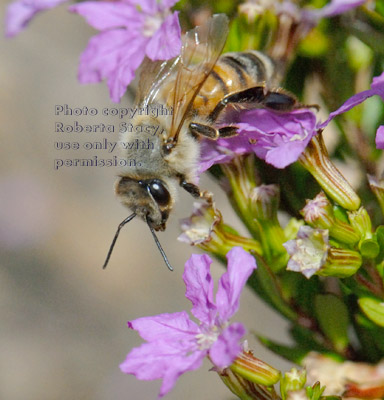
left=135, top=56, right=181, bottom=106
left=168, top=14, right=229, bottom=143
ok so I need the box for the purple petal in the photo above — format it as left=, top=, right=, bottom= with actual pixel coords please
left=128, top=0, right=180, bottom=14
left=259, top=134, right=313, bottom=168
left=120, top=340, right=205, bottom=398
left=371, top=71, right=384, bottom=98
left=238, top=108, right=317, bottom=168
left=158, top=350, right=206, bottom=397
left=304, top=0, right=366, bottom=21
left=107, top=46, right=146, bottom=102
left=158, top=0, right=180, bottom=10
left=317, top=89, right=373, bottom=129
left=77, top=30, right=132, bottom=83
left=216, top=247, right=257, bottom=321
left=209, top=322, right=245, bottom=368
left=5, top=0, right=67, bottom=37
left=376, top=126, right=384, bottom=150
left=128, top=311, right=200, bottom=343
left=183, top=254, right=216, bottom=325
left=128, top=0, right=158, bottom=14
left=318, top=71, right=384, bottom=129
left=146, top=12, right=182, bottom=60
left=77, top=30, right=146, bottom=102
left=199, top=140, right=240, bottom=173
left=200, top=109, right=317, bottom=171
left=69, top=2, right=142, bottom=31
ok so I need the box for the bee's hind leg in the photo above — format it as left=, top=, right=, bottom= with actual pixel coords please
left=189, top=123, right=238, bottom=139
left=208, top=86, right=319, bottom=121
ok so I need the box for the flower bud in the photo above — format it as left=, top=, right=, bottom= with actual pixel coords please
left=348, top=207, right=379, bottom=258
left=178, top=201, right=262, bottom=259
left=230, top=347, right=281, bottom=386
left=284, top=226, right=362, bottom=278
left=219, top=368, right=280, bottom=400
left=348, top=207, right=372, bottom=239
left=299, top=133, right=361, bottom=211
left=281, top=368, right=307, bottom=400
left=318, top=247, right=362, bottom=278
left=301, top=192, right=359, bottom=245
left=217, top=346, right=281, bottom=400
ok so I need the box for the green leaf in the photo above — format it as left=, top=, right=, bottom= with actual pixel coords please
left=358, top=297, right=384, bottom=327
left=290, top=325, right=336, bottom=356
left=353, top=314, right=384, bottom=363
left=315, top=294, right=349, bottom=353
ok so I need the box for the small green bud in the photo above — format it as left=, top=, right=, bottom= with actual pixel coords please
left=348, top=207, right=372, bottom=239
left=281, top=368, right=307, bottom=400
left=348, top=207, right=379, bottom=258
left=218, top=345, right=281, bottom=400
left=230, top=347, right=281, bottom=386
left=219, top=368, right=280, bottom=400
left=318, top=248, right=362, bottom=278
left=301, top=192, right=359, bottom=245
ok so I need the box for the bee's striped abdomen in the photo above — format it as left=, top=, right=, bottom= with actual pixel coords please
left=193, top=51, right=277, bottom=116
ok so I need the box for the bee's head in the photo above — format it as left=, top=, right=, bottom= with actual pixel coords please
left=115, top=177, right=174, bottom=231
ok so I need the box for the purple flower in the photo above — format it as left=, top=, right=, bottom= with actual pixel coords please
left=376, top=126, right=384, bottom=150
left=284, top=225, right=330, bottom=279
left=120, top=247, right=257, bottom=398
left=318, top=71, right=384, bottom=149
left=303, top=0, right=367, bottom=21
left=70, top=0, right=181, bottom=103
left=5, top=0, right=68, bottom=37
left=200, top=109, right=317, bottom=171
left=319, top=72, right=384, bottom=129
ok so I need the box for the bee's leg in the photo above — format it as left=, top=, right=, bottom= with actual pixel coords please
left=179, top=177, right=213, bottom=203
left=180, top=180, right=201, bottom=198
left=189, top=123, right=238, bottom=139
left=209, top=86, right=318, bottom=121
left=189, top=122, right=219, bottom=139
left=218, top=126, right=238, bottom=138
left=209, top=86, right=267, bottom=121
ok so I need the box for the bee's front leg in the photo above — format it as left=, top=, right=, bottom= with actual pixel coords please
left=179, top=177, right=213, bottom=204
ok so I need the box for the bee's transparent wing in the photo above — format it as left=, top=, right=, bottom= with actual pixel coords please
left=169, top=14, right=229, bottom=143
left=135, top=56, right=181, bottom=106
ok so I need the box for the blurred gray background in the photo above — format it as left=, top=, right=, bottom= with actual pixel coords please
left=1, top=3, right=291, bottom=399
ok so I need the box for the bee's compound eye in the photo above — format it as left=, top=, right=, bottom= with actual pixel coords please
left=148, top=180, right=170, bottom=206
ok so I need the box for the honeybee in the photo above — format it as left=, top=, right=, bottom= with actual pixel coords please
left=103, top=14, right=301, bottom=271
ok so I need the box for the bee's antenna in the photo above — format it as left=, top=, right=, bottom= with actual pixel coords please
left=146, top=218, right=174, bottom=272
left=102, top=213, right=136, bottom=269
